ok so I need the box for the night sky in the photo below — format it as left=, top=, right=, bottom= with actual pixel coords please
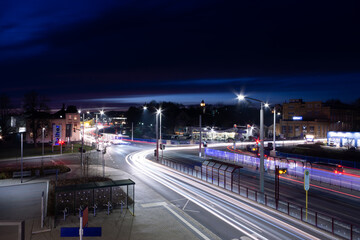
left=1, top=0, right=360, bottom=110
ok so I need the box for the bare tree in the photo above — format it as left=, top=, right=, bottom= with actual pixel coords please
left=23, top=91, right=50, bottom=147
left=0, top=94, right=12, bottom=139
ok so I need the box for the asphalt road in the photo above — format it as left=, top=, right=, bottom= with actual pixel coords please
left=124, top=148, right=337, bottom=240
left=154, top=146, right=360, bottom=227
left=1, top=141, right=358, bottom=239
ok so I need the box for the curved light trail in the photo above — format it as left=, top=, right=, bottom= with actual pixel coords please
left=125, top=149, right=336, bottom=240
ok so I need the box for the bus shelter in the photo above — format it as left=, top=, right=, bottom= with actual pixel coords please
left=202, top=160, right=243, bottom=191
left=54, top=179, right=135, bottom=227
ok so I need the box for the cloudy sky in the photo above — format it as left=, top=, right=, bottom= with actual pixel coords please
left=1, top=0, right=360, bottom=109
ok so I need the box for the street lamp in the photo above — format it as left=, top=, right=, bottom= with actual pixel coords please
left=272, top=107, right=281, bottom=153
left=95, top=110, right=104, bottom=150
left=155, top=108, right=162, bottom=161
left=199, top=100, right=205, bottom=157
left=237, top=94, right=268, bottom=194
left=78, top=110, right=85, bottom=168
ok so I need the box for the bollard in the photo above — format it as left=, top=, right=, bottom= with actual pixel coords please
left=63, top=207, right=68, bottom=221
left=93, top=204, right=97, bottom=217
left=78, top=205, right=83, bottom=218
left=79, top=216, right=83, bottom=240
left=41, top=191, right=44, bottom=228
left=107, top=202, right=112, bottom=215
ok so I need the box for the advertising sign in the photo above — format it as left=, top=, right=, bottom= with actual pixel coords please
left=293, top=116, right=303, bottom=120
left=53, top=124, right=62, bottom=145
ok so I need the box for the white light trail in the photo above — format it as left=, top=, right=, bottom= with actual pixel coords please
left=125, top=149, right=331, bottom=240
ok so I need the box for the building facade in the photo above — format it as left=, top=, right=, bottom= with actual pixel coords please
left=278, top=99, right=358, bottom=139
left=26, top=105, right=81, bottom=144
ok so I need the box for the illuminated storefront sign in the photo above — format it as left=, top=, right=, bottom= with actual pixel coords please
left=293, top=116, right=303, bottom=120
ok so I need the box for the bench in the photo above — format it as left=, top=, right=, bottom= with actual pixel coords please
left=12, top=171, right=31, bottom=178
left=43, top=169, right=59, bottom=175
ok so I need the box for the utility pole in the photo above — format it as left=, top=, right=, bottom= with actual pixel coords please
left=21, top=132, right=23, bottom=183
left=199, top=100, right=205, bottom=158
left=81, top=113, right=84, bottom=169
left=273, top=108, right=276, bottom=152
left=156, top=112, right=159, bottom=161
left=131, top=122, right=133, bottom=141
left=260, top=102, right=265, bottom=194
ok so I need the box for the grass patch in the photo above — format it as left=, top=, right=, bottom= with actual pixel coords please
left=277, top=143, right=360, bottom=163
left=0, top=142, right=94, bottom=159
left=0, top=164, right=71, bottom=179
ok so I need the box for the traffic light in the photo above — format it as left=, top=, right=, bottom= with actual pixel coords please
left=203, top=141, right=207, bottom=147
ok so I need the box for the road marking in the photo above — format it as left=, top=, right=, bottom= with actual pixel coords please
left=184, top=209, right=200, bottom=213
left=164, top=205, right=211, bottom=240
left=182, top=199, right=190, bottom=210
left=141, top=202, right=167, bottom=208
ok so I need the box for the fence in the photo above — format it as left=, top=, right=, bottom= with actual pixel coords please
left=205, top=148, right=360, bottom=191
left=159, top=158, right=360, bottom=240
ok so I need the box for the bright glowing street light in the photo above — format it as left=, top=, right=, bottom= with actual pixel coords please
left=100, top=110, right=104, bottom=115
left=143, top=106, right=148, bottom=110
left=237, top=95, right=245, bottom=101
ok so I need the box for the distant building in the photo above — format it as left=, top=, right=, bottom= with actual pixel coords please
left=25, top=105, right=81, bottom=144
left=277, top=99, right=357, bottom=139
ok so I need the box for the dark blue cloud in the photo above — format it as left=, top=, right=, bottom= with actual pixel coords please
left=1, top=0, right=360, bottom=108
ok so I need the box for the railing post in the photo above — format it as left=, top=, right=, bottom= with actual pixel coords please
left=246, top=188, right=248, bottom=198
left=315, top=212, right=317, bottom=227
left=255, top=191, right=257, bottom=202
left=350, top=224, right=353, bottom=240
left=332, top=217, right=334, bottom=234
left=265, top=194, right=267, bottom=206
left=287, top=202, right=290, bottom=215
left=301, top=207, right=303, bottom=221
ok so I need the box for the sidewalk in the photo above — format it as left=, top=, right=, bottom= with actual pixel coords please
left=1, top=164, right=220, bottom=240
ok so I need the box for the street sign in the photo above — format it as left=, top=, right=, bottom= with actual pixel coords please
left=19, top=127, right=26, bottom=133
left=304, top=170, right=310, bottom=191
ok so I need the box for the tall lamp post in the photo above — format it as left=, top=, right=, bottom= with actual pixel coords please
left=272, top=108, right=281, bottom=153
left=199, top=100, right=205, bottom=157
left=78, top=110, right=85, bottom=168
left=95, top=110, right=104, bottom=150
left=237, top=95, right=268, bottom=194
left=155, top=109, right=161, bottom=161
